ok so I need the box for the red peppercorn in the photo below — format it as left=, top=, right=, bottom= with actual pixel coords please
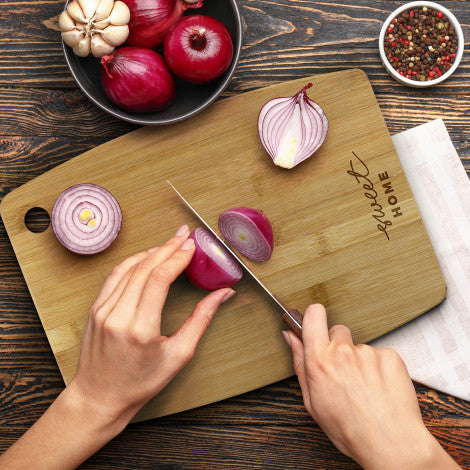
left=392, top=42, right=397, bottom=47
left=435, top=66, right=440, bottom=72
left=404, top=40, right=409, bottom=46
left=441, top=38, right=446, bottom=43
left=429, top=71, right=434, bottom=77
left=407, top=25, right=412, bottom=30
left=392, top=18, right=397, bottom=24
left=388, top=26, right=394, bottom=33
left=452, top=53, right=456, bottom=58
left=438, top=11, right=443, bottom=18
left=445, top=55, right=450, bottom=61
left=409, top=10, right=415, bottom=17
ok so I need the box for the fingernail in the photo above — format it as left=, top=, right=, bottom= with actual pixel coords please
left=175, top=224, right=189, bottom=237
left=180, top=238, right=195, bottom=250
left=282, top=330, right=292, bottom=347
left=147, top=247, right=159, bottom=253
left=221, top=289, right=236, bottom=304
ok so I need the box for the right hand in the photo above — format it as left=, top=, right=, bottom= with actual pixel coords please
left=282, top=304, right=461, bottom=470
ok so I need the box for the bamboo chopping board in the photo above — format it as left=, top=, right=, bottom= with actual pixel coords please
left=1, top=69, right=445, bottom=421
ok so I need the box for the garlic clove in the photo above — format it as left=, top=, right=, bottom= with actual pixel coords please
left=94, top=0, right=114, bottom=22
left=100, top=24, right=129, bottom=46
left=78, top=0, right=100, bottom=20
left=62, top=29, right=85, bottom=47
left=107, top=1, right=131, bottom=26
left=91, top=34, right=115, bottom=58
left=59, top=11, right=76, bottom=32
left=73, top=36, right=91, bottom=57
left=67, top=0, right=87, bottom=23
left=93, top=19, right=110, bottom=30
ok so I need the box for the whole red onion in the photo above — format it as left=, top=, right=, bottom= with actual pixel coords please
left=164, top=14, right=234, bottom=84
left=101, top=47, right=175, bottom=113
left=122, top=0, right=203, bottom=48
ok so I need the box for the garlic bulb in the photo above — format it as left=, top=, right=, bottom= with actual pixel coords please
left=59, top=0, right=130, bottom=58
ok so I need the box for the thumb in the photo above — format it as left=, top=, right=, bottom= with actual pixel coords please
left=169, top=288, right=236, bottom=364
left=284, top=330, right=315, bottom=418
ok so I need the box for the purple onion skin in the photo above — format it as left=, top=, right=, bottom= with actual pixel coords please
left=122, top=0, right=203, bottom=49
left=184, top=229, right=242, bottom=291
left=218, top=207, right=274, bottom=262
left=101, top=47, right=176, bottom=113
left=164, top=14, right=234, bottom=84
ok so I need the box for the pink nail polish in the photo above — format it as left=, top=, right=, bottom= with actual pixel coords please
left=180, top=238, right=195, bottom=250
left=175, top=224, right=189, bottom=237
left=282, top=330, right=292, bottom=347
left=221, top=290, right=236, bottom=304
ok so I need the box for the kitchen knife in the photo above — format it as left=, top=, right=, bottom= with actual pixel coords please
left=167, top=180, right=303, bottom=338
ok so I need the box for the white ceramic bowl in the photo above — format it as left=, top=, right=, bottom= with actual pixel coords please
left=379, top=1, right=464, bottom=87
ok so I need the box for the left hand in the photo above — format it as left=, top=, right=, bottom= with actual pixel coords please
left=68, top=225, right=235, bottom=425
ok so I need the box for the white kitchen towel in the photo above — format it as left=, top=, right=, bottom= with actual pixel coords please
left=371, top=118, right=470, bottom=402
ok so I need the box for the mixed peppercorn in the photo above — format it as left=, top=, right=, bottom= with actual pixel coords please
left=383, top=6, right=458, bottom=82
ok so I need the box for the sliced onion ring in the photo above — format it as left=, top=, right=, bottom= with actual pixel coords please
left=218, top=207, right=274, bottom=262
left=258, top=83, right=328, bottom=169
left=51, top=183, right=122, bottom=255
left=184, top=228, right=242, bottom=291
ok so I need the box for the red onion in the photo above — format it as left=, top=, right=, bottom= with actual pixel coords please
left=101, top=47, right=175, bottom=113
left=258, top=83, right=328, bottom=169
left=122, top=0, right=203, bottom=48
left=51, top=183, right=122, bottom=255
left=218, top=207, right=274, bottom=262
left=184, top=228, right=242, bottom=290
left=164, top=14, right=234, bottom=84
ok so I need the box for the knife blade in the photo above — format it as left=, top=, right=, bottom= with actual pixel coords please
left=167, top=180, right=303, bottom=338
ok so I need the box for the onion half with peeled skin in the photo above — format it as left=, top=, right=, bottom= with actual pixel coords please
left=51, top=183, right=122, bottom=255
left=258, top=83, right=328, bottom=169
left=218, top=207, right=273, bottom=262
left=184, top=228, right=242, bottom=291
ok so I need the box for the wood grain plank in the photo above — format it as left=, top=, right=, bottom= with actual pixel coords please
left=0, top=1, right=468, bottom=90
left=1, top=422, right=469, bottom=469
left=0, top=88, right=468, bottom=140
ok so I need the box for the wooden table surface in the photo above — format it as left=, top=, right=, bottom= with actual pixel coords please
left=1, top=0, right=469, bottom=468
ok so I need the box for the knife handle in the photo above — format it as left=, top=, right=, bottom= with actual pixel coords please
left=283, top=308, right=303, bottom=339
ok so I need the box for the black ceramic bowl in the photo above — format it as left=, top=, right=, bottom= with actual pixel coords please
left=62, top=1, right=243, bottom=125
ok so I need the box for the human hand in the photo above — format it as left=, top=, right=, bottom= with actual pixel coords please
left=282, top=304, right=460, bottom=470
left=67, top=225, right=235, bottom=427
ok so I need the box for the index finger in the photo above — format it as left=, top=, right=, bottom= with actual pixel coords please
left=302, top=304, right=330, bottom=357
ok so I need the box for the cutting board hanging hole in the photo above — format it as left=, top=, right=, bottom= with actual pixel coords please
left=24, top=207, right=50, bottom=233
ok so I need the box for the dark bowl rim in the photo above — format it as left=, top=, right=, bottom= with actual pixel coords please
left=61, top=0, right=244, bottom=126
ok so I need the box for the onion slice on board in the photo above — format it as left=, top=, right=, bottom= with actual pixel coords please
left=218, top=207, right=273, bottom=262
left=184, top=228, right=242, bottom=290
left=51, top=183, right=122, bottom=255
left=258, top=83, right=328, bottom=169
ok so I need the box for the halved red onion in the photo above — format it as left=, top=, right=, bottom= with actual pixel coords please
left=258, top=83, right=328, bottom=169
left=51, top=183, right=122, bottom=255
left=218, top=207, right=273, bottom=262
left=184, top=228, right=242, bottom=290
